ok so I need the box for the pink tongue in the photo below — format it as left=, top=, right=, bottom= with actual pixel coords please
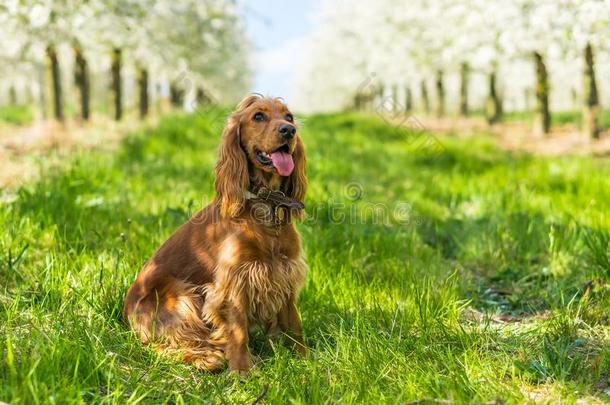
left=270, top=151, right=294, bottom=176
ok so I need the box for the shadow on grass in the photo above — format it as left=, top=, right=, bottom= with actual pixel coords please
left=416, top=211, right=609, bottom=314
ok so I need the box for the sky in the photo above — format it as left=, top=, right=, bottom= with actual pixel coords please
left=242, top=0, right=319, bottom=104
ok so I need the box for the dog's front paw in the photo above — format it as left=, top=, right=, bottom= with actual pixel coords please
left=232, top=368, right=250, bottom=378
left=229, top=354, right=253, bottom=377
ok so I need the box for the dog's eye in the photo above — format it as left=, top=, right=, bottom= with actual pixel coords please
left=285, top=113, right=294, bottom=122
left=253, top=112, right=266, bottom=122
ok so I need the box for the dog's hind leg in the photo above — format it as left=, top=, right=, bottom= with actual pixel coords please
left=125, top=278, right=226, bottom=372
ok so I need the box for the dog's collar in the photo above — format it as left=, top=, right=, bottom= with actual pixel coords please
left=244, top=185, right=304, bottom=225
left=245, top=185, right=305, bottom=210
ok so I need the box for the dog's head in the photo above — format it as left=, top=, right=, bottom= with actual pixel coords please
left=214, top=94, right=307, bottom=218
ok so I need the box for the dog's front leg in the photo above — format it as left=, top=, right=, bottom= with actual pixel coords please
left=277, top=295, right=307, bottom=355
left=224, top=298, right=253, bottom=376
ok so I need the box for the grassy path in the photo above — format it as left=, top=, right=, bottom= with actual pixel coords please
left=2, top=112, right=610, bottom=403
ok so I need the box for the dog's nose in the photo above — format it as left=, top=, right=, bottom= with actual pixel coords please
left=278, top=124, right=296, bottom=140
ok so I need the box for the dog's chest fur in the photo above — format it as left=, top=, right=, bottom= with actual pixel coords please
left=204, top=231, right=306, bottom=326
left=235, top=256, right=306, bottom=323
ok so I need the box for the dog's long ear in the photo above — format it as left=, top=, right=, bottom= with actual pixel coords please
left=286, top=136, right=307, bottom=216
left=214, top=113, right=249, bottom=218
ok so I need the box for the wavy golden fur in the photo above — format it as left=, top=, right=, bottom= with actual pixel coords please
left=124, top=95, right=308, bottom=375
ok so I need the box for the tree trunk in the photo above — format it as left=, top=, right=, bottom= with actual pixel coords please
left=533, top=51, right=550, bottom=135
left=583, top=42, right=600, bottom=139
left=169, top=83, right=178, bottom=107
left=196, top=87, right=210, bottom=107
left=459, top=62, right=469, bottom=117
left=391, top=84, right=398, bottom=112
left=169, top=82, right=184, bottom=108
left=111, top=48, right=122, bottom=121
left=46, top=45, right=63, bottom=121
left=137, top=66, right=149, bottom=119
left=8, top=86, right=17, bottom=105
left=377, top=83, right=385, bottom=107
left=73, top=43, right=90, bottom=121
left=405, top=86, right=412, bottom=112
left=353, top=93, right=361, bottom=110
left=421, top=80, right=429, bottom=114
left=435, top=69, right=445, bottom=117
left=571, top=88, right=578, bottom=111
left=486, top=70, right=502, bottom=125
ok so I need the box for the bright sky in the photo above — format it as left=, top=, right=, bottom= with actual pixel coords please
left=242, top=0, right=319, bottom=104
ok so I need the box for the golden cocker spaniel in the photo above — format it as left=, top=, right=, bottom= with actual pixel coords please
left=124, top=95, right=307, bottom=375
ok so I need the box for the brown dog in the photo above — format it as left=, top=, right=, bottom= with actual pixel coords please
left=123, top=95, right=307, bottom=375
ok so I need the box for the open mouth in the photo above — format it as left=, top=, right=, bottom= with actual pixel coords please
left=255, top=144, right=294, bottom=176
left=256, top=145, right=289, bottom=166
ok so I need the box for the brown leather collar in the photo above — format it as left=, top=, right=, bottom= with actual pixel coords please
left=244, top=185, right=304, bottom=225
left=245, top=185, right=305, bottom=210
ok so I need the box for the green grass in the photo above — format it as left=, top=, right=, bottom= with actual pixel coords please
left=0, top=105, right=34, bottom=125
left=2, top=110, right=610, bottom=403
